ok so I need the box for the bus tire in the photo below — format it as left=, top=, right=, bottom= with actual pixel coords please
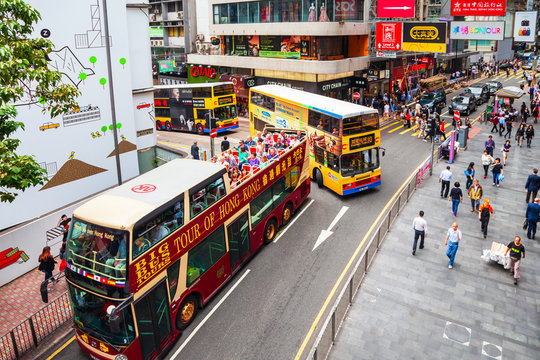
left=156, top=121, right=162, bottom=130
left=176, top=294, right=198, bottom=330
left=263, top=219, right=278, bottom=244
left=196, top=124, right=204, bottom=135
left=314, top=168, right=323, bottom=188
left=281, top=202, right=293, bottom=226
left=165, top=121, right=172, bottom=131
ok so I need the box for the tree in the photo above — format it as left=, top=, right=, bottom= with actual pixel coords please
left=0, top=0, right=80, bottom=202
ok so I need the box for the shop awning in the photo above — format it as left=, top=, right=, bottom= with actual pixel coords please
left=495, top=86, right=524, bottom=98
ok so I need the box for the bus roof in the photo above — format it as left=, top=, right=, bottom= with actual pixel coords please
left=74, top=159, right=224, bottom=230
left=155, top=82, right=233, bottom=90
left=251, top=85, right=376, bottom=119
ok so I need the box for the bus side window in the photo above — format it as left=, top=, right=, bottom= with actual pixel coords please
left=190, top=175, right=226, bottom=218
left=167, top=259, right=181, bottom=301
left=186, top=227, right=226, bottom=287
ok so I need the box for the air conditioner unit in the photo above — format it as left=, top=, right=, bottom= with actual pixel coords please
left=177, top=11, right=183, bottom=20
left=150, top=14, right=157, bottom=21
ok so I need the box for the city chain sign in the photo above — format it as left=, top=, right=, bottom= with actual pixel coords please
left=376, top=22, right=402, bottom=51
left=450, top=21, right=505, bottom=40
left=451, top=0, right=506, bottom=16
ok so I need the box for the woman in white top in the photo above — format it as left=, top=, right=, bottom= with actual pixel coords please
left=481, top=150, right=494, bottom=179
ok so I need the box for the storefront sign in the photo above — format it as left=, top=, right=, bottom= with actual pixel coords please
left=350, top=134, right=375, bottom=150
left=377, top=0, right=415, bottom=18
left=259, top=50, right=301, bottom=59
left=402, top=22, right=447, bottom=53
left=376, top=23, right=402, bottom=51
left=514, top=12, right=537, bottom=43
left=149, top=27, right=163, bottom=37
left=451, top=0, right=506, bottom=16
left=158, top=60, right=173, bottom=73
left=376, top=50, right=397, bottom=58
left=352, top=77, right=367, bottom=88
left=256, top=77, right=312, bottom=92
left=450, top=21, right=505, bottom=40
left=187, top=65, right=219, bottom=83
left=136, top=128, right=154, bottom=137
left=335, top=0, right=358, bottom=21
left=319, top=78, right=351, bottom=93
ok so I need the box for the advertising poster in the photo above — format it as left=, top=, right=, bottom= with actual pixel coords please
left=402, top=22, right=447, bottom=53
left=169, top=88, right=196, bottom=132
left=259, top=35, right=301, bottom=59
left=334, top=0, right=358, bottom=21
left=514, top=12, right=537, bottom=43
left=231, top=35, right=260, bottom=56
left=377, top=0, right=415, bottom=18
left=450, top=21, right=505, bottom=41
left=376, top=22, right=403, bottom=50
left=451, top=0, right=506, bottom=16
left=187, top=65, right=219, bottom=83
left=301, top=36, right=317, bottom=59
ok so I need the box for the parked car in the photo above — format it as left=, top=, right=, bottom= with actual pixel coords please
left=464, top=84, right=489, bottom=105
left=449, top=94, right=477, bottom=116
left=485, top=81, right=502, bottom=94
left=522, top=61, right=533, bottom=70
left=418, top=89, right=446, bottom=110
left=499, top=62, right=512, bottom=70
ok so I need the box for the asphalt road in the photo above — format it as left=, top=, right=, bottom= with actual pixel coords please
left=43, top=72, right=527, bottom=360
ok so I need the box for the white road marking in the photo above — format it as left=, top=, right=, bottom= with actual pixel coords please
left=273, top=199, right=315, bottom=243
left=312, top=206, right=349, bottom=251
left=170, top=269, right=251, bottom=359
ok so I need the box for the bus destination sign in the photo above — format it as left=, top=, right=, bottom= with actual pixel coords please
left=350, top=134, right=375, bottom=150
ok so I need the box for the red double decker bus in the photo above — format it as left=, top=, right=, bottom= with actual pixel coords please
left=64, top=128, right=310, bottom=359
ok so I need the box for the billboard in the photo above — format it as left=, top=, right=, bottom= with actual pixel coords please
left=187, top=65, right=219, bottom=83
left=402, top=22, right=447, bottom=53
left=377, top=0, right=415, bottom=18
left=376, top=22, right=403, bottom=51
left=514, top=12, right=537, bottom=43
left=451, top=0, right=506, bottom=16
left=450, top=21, right=505, bottom=41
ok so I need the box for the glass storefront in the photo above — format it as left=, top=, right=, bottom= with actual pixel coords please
left=214, top=0, right=364, bottom=24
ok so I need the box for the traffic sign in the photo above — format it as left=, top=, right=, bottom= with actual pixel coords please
left=454, top=110, right=460, bottom=123
left=210, top=128, right=217, bottom=138
left=352, top=92, right=360, bottom=100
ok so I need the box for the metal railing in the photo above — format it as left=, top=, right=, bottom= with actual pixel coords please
left=307, top=170, right=422, bottom=360
left=0, top=288, right=72, bottom=360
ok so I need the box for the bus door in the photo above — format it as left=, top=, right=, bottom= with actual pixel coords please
left=134, top=281, right=173, bottom=360
left=227, top=211, right=251, bottom=273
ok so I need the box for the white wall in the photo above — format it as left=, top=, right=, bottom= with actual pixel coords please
left=195, top=0, right=211, bottom=40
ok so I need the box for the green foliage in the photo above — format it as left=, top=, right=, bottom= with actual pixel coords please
left=0, top=0, right=80, bottom=202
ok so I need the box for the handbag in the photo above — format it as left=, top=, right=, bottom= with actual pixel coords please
left=523, top=219, right=529, bottom=230
left=497, top=173, right=504, bottom=182
left=59, top=259, right=67, bottom=272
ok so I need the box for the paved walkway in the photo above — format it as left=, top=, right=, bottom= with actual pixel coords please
left=330, top=121, right=540, bottom=359
left=0, top=258, right=66, bottom=337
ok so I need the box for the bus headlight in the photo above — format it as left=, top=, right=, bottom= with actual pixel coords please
left=115, top=355, right=128, bottom=360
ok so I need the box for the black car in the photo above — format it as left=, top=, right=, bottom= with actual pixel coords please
left=449, top=94, right=477, bottom=116
left=464, top=84, right=490, bottom=105
left=418, top=89, right=446, bottom=110
left=499, top=62, right=512, bottom=70
left=485, top=81, right=502, bottom=94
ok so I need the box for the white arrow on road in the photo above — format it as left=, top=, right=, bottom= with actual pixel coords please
left=313, top=206, right=349, bottom=251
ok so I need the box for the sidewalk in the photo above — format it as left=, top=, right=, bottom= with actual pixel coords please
left=330, top=122, right=540, bottom=359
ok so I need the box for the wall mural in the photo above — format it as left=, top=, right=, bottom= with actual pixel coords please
left=40, top=152, right=108, bottom=191
left=74, top=0, right=112, bottom=49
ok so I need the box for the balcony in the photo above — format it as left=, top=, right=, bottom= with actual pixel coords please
left=210, top=21, right=370, bottom=36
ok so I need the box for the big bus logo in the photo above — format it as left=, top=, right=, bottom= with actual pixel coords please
left=131, top=184, right=157, bottom=193
left=190, top=66, right=216, bottom=79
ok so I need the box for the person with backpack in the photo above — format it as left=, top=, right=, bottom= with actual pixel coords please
left=38, top=246, right=57, bottom=284
left=464, top=162, right=475, bottom=190
left=478, top=198, right=494, bottom=238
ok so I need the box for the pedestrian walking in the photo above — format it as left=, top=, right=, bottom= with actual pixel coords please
left=525, top=168, right=540, bottom=203
left=449, top=182, right=463, bottom=217
left=491, top=158, right=504, bottom=187
left=516, top=123, right=525, bottom=147
left=38, top=246, right=57, bottom=284
left=501, top=140, right=511, bottom=166
left=525, top=125, right=534, bottom=148
left=504, top=236, right=525, bottom=285
left=464, top=162, right=475, bottom=190
left=445, top=222, right=461, bottom=269
left=221, top=136, right=230, bottom=152
left=190, top=141, right=200, bottom=160
left=484, top=135, right=495, bottom=156
left=468, top=179, right=483, bottom=212
left=504, top=120, right=513, bottom=139
left=57, top=214, right=71, bottom=242
left=490, top=116, right=499, bottom=134
left=481, top=150, right=494, bottom=179
left=478, top=198, right=494, bottom=238
left=439, top=119, right=447, bottom=141
left=439, top=166, right=452, bottom=198
left=525, top=198, right=540, bottom=239
left=411, top=210, right=427, bottom=255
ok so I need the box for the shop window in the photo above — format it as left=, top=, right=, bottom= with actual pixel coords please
left=248, top=2, right=260, bottom=23
left=238, top=2, right=248, bottom=23
left=229, top=3, right=238, bottom=23
left=218, top=4, right=229, bottom=24
left=186, top=227, right=227, bottom=286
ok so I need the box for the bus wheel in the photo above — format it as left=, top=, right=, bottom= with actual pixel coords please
left=263, top=219, right=278, bottom=244
left=156, top=121, right=162, bottom=130
left=314, top=169, right=324, bottom=188
left=176, top=295, right=198, bottom=330
left=196, top=124, right=204, bottom=135
left=165, top=121, right=172, bottom=131
left=281, top=202, right=293, bottom=226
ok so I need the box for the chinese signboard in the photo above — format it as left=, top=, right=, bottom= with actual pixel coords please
left=149, top=27, right=163, bottom=37
left=450, top=21, right=505, bottom=41
left=377, top=0, right=415, bottom=18
left=402, top=22, right=447, bottom=53
left=187, top=65, right=219, bottom=83
left=450, top=0, right=506, bottom=16
left=158, top=60, right=173, bottom=73
left=376, top=22, right=402, bottom=51
left=514, top=12, right=537, bottom=43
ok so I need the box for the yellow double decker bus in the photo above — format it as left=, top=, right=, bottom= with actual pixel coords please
left=249, top=85, right=382, bottom=195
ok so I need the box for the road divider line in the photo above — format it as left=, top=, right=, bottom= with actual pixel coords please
left=46, top=336, right=76, bottom=360
left=399, top=126, right=416, bottom=135
left=387, top=124, right=404, bottom=133
left=274, top=199, right=315, bottom=243
left=170, top=269, right=251, bottom=359
left=294, top=163, right=422, bottom=360
left=380, top=120, right=400, bottom=131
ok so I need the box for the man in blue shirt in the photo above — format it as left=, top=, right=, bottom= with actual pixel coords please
left=445, top=222, right=462, bottom=269
left=524, top=168, right=540, bottom=203
left=525, top=198, right=540, bottom=239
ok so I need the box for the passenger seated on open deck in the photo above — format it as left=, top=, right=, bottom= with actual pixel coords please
left=230, top=172, right=240, bottom=189
left=239, top=167, right=251, bottom=182
left=245, top=136, right=256, bottom=147
left=248, top=152, right=260, bottom=167
left=238, top=145, right=248, bottom=168
left=289, top=135, right=298, bottom=147
left=296, top=130, right=305, bottom=140
left=267, top=148, right=278, bottom=160
left=274, top=138, right=286, bottom=149
left=264, top=134, right=274, bottom=150
left=256, top=138, right=265, bottom=155
left=254, top=131, right=263, bottom=142
left=260, top=155, right=269, bottom=169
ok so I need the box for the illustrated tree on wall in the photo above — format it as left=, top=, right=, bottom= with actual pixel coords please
left=0, top=0, right=80, bottom=203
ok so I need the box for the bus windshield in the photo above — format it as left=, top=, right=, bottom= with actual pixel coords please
left=342, top=113, right=379, bottom=136
left=66, top=219, right=129, bottom=282
left=214, top=104, right=237, bottom=121
left=340, top=149, right=380, bottom=177
left=213, top=84, right=235, bottom=97
left=68, top=285, right=135, bottom=346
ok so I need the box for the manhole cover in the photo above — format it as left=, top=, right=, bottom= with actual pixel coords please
left=482, top=341, right=502, bottom=359
left=443, top=321, right=471, bottom=346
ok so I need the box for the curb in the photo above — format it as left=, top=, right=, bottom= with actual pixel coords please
left=25, top=322, right=74, bottom=360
